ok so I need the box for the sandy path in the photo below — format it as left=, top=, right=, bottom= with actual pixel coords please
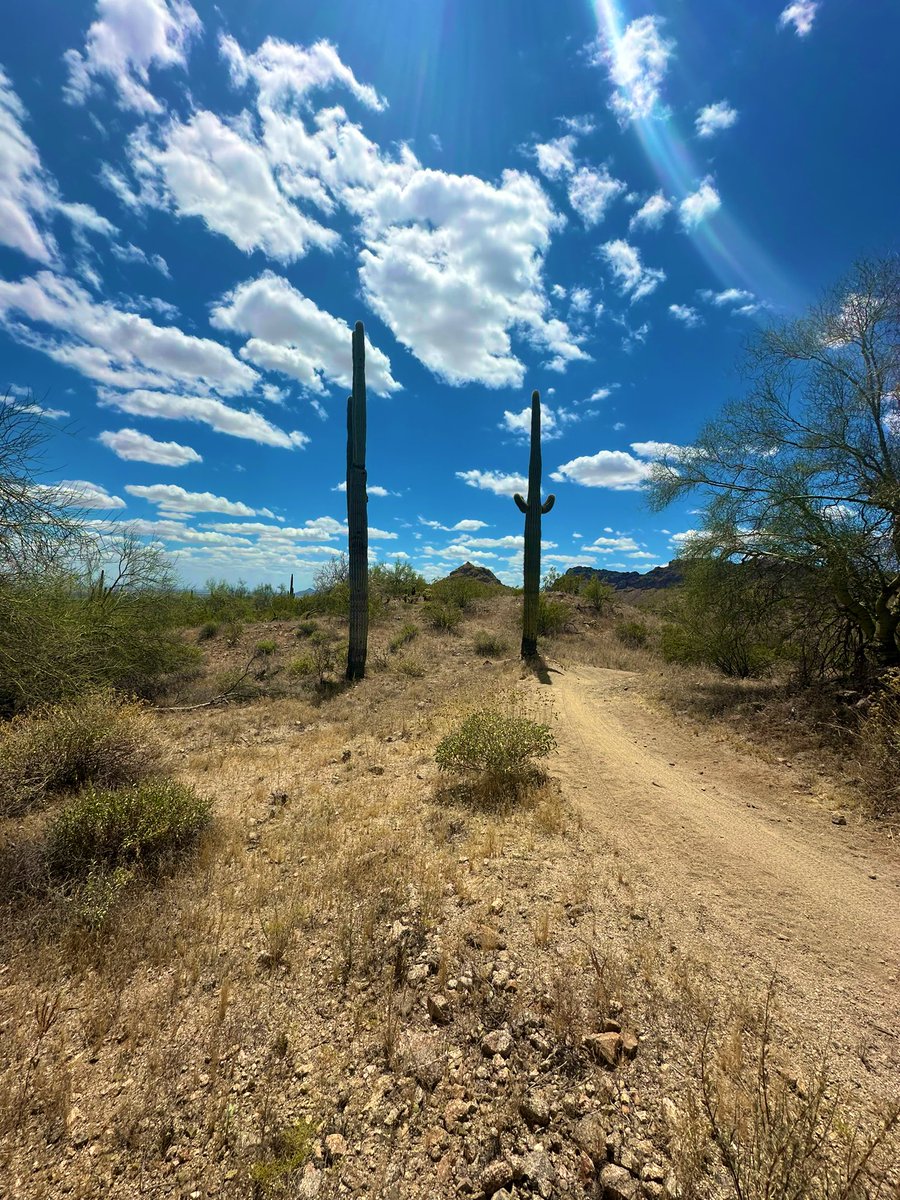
left=533, top=662, right=900, bottom=1091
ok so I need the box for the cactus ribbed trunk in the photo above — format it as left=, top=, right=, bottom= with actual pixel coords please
left=514, top=391, right=555, bottom=659
left=346, top=321, right=369, bottom=681
left=289, top=573, right=294, bottom=598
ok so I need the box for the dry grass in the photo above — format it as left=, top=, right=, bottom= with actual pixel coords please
left=1, top=593, right=896, bottom=1198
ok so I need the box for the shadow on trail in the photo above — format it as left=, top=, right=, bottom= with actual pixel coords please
left=524, top=654, right=563, bottom=686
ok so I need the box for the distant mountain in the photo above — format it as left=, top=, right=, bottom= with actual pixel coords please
left=563, top=562, right=683, bottom=590
left=442, top=561, right=505, bottom=587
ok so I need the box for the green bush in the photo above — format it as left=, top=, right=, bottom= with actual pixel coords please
left=0, top=694, right=162, bottom=817
left=473, top=631, right=508, bottom=657
left=430, top=577, right=489, bottom=611
left=370, top=562, right=427, bottom=602
left=389, top=623, right=419, bottom=652
left=222, top=620, right=243, bottom=647
left=198, top=621, right=220, bottom=641
left=583, top=578, right=616, bottom=613
left=296, top=620, right=318, bottom=639
left=256, top=639, right=277, bottom=656
left=859, top=670, right=900, bottom=819
left=615, top=619, right=649, bottom=648
left=395, top=656, right=426, bottom=678
left=547, top=571, right=582, bottom=595
left=423, top=601, right=462, bottom=632
left=537, top=597, right=568, bottom=637
left=435, top=708, right=556, bottom=787
left=49, top=779, right=211, bottom=875
left=288, top=655, right=315, bottom=678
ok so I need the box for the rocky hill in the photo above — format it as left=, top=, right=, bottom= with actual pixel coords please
left=442, top=561, right=505, bottom=587
left=563, top=562, right=683, bottom=590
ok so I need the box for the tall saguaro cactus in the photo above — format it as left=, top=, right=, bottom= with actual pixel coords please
left=514, top=390, right=555, bottom=659
left=345, top=321, right=369, bottom=681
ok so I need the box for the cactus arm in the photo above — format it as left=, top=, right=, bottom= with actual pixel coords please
left=346, top=321, right=369, bottom=681
left=542, top=495, right=555, bottom=514
left=514, top=493, right=528, bottom=514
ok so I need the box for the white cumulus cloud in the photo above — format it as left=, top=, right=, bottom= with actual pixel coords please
left=63, top=0, right=201, bottom=113
left=456, top=469, right=529, bottom=497
left=600, top=239, right=665, bottom=302
left=593, top=15, right=674, bottom=124
left=679, top=177, right=721, bottom=229
left=628, top=191, right=672, bottom=232
left=551, top=450, right=652, bottom=490
left=778, top=1, right=818, bottom=36
left=695, top=101, right=738, bottom=138
left=125, top=483, right=264, bottom=516
left=567, top=165, right=626, bottom=226
left=98, top=388, right=308, bottom=449
left=99, top=427, right=201, bottom=466
left=532, top=135, right=577, bottom=180
left=668, top=304, right=702, bottom=328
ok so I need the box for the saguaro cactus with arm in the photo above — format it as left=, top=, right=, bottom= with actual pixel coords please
left=514, top=390, right=555, bottom=659
left=345, top=321, right=369, bottom=681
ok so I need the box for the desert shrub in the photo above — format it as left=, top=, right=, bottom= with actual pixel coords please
left=537, top=597, right=568, bottom=637
left=256, top=639, right=277, bottom=656
left=389, top=623, right=419, bottom=652
left=435, top=708, right=556, bottom=791
left=296, top=620, right=318, bottom=638
left=545, top=568, right=582, bottom=595
left=308, top=631, right=340, bottom=684
left=222, top=620, right=243, bottom=647
left=423, top=601, right=462, bottom=632
left=430, top=576, right=489, bottom=611
left=288, top=655, right=315, bottom=678
left=395, top=656, right=426, bottom=678
left=859, top=670, right=900, bottom=819
left=615, top=619, right=649, bottom=648
left=473, top=631, right=508, bottom=657
left=48, top=779, right=210, bottom=876
left=583, top=577, right=616, bottom=613
left=0, top=694, right=162, bottom=817
left=198, top=621, right=220, bottom=641
left=68, top=864, right=136, bottom=929
left=370, top=562, right=427, bottom=602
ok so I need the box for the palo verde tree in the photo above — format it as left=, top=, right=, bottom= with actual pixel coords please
left=648, top=254, right=900, bottom=669
left=514, top=390, right=555, bottom=658
left=345, top=321, right=369, bottom=680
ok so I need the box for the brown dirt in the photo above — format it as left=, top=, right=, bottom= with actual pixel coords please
left=531, top=660, right=900, bottom=1093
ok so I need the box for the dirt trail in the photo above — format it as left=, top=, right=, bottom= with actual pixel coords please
left=535, top=662, right=900, bottom=1091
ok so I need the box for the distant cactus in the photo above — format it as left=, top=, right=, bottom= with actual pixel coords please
left=289, top=573, right=294, bottom=599
left=514, top=390, right=555, bottom=658
left=345, top=321, right=369, bottom=680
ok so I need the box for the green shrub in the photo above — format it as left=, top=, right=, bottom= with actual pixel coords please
left=68, top=864, right=136, bottom=929
left=198, top=621, right=220, bottom=641
left=49, top=779, right=211, bottom=875
left=435, top=708, right=556, bottom=788
left=423, top=601, right=462, bottom=633
left=389, top=623, right=419, bottom=652
left=537, top=597, right=568, bottom=637
left=370, top=562, right=427, bottom=602
left=547, top=571, right=582, bottom=595
left=583, top=578, right=616, bottom=613
left=615, top=619, right=649, bottom=648
left=288, top=655, right=315, bottom=678
left=296, top=620, right=318, bottom=639
left=0, top=694, right=162, bottom=817
left=222, top=620, right=243, bottom=647
left=430, top=577, right=488, bottom=611
left=256, top=639, right=277, bottom=656
left=473, top=631, right=508, bottom=657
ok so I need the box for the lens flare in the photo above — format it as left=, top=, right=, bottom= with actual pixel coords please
left=589, top=0, right=801, bottom=311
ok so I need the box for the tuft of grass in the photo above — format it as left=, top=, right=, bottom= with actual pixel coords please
left=222, top=620, right=243, bottom=647
left=197, top=620, right=220, bottom=641
left=251, top=1119, right=316, bottom=1189
left=389, top=622, right=419, bottom=652
left=48, top=779, right=211, bottom=876
left=0, top=694, right=163, bottom=817
left=288, top=655, right=315, bottom=678
left=256, top=639, right=278, bottom=656
left=394, top=656, right=426, bottom=678
left=473, top=631, right=508, bottom=657
left=295, top=619, right=318, bottom=638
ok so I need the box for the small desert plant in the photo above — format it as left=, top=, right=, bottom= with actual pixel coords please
left=615, top=619, right=649, bottom=648
left=198, top=621, right=220, bottom=641
left=537, top=597, right=568, bottom=637
left=583, top=577, right=616, bottom=613
left=48, top=779, right=211, bottom=876
left=435, top=707, right=556, bottom=794
left=394, top=656, right=426, bottom=678
left=295, top=620, right=318, bottom=638
left=859, top=669, right=900, bottom=819
left=423, top=601, right=462, bottom=633
left=222, top=620, right=244, bottom=647
left=251, top=1119, right=316, bottom=1188
left=389, top=623, right=419, bottom=652
left=256, top=639, right=277, bottom=656
left=308, top=631, right=339, bottom=685
left=288, top=655, right=315, bottom=678
left=0, top=694, right=162, bottom=817
left=473, top=631, right=508, bottom=657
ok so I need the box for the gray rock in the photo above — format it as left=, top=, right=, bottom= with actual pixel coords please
left=427, top=993, right=453, bottom=1025
left=481, top=1028, right=513, bottom=1058
left=519, top=1092, right=550, bottom=1128
left=584, top=1031, right=622, bottom=1068
left=398, top=1031, right=445, bottom=1090
left=599, top=1162, right=641, bottom=1200
left=480, top=1159, right=515, bottom=1195
left=573, top=1113, right=607, bottom=1164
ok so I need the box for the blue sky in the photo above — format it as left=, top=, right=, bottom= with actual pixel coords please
left=1, top=0, right=897, bottom=587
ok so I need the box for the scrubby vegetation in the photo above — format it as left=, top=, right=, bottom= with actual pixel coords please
left=435, top=705, right=556, bottom=794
